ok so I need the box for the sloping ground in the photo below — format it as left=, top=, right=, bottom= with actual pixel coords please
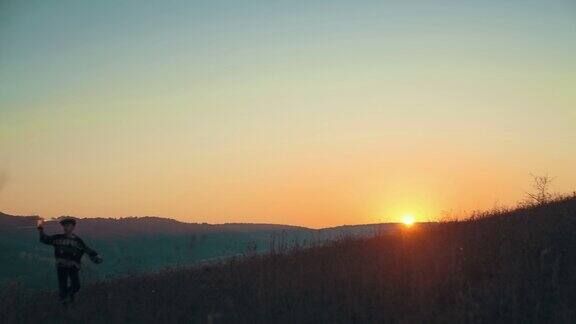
left=1, top=198, right=575, bottom=323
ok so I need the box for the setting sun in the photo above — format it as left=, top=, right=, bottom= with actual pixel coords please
left=401, top=215, right=415, bottom=227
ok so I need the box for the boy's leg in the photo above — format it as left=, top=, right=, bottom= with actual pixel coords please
left=69, top=269, right=81, bottom=301
left=56, top=267, right=69, bottom=301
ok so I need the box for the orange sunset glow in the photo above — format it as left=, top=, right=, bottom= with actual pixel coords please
left=1, top=1, right=575, bottom=228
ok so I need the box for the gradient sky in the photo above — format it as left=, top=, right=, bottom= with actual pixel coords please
left=1, top=0, right=575, bottom=227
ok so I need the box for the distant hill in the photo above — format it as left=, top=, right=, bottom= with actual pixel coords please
left=0, top=212, right=396, bottom=289
left=0, top=212, right=39, bottom=228
left=0, top=213, right=310, bottom=235
left=2, top=197, right=574, bottom=323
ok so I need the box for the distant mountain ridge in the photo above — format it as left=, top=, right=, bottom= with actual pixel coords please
left=0, top=211, right=397, bottom=289
left=0, top=212, right=385, bottom=236
left=0, top=212, right=39, bottom=228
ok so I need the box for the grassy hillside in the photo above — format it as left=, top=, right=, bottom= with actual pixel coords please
left=0, top=213, right=393, bottom=289
left=2, top=197, right=575, bottom=323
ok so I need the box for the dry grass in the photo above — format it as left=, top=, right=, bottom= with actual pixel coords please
left=2, top=197, right=575, bottom=323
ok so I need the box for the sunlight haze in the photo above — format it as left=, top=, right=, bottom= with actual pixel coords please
left=1, top=0, right=575, bottom=227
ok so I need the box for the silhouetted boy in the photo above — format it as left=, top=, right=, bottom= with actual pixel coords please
left=37, top=217, right=103, bottom=304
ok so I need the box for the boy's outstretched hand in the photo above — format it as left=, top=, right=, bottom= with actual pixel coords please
left=36, top=218, right=44, bottom=230
left=91, top=255, right=104, bottom=264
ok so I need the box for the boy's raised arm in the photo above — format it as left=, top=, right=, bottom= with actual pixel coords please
left=37, top=225, right=54, bottom=245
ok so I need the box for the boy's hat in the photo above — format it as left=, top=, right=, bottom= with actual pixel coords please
left=59, top=217, right=77, bottom=226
